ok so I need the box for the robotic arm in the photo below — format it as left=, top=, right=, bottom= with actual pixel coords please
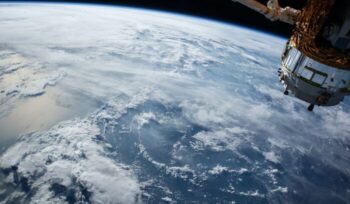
left=232, top=0, right=301, bottom=24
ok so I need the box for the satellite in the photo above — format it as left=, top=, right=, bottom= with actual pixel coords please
left=233, top=0, right=350, bottom=111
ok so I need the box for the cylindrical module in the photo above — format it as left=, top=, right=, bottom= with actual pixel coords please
left=280, top=0, right=350, bottom=110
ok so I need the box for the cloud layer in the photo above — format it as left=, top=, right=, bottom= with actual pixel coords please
left=0, top=3, right=349, bottom=204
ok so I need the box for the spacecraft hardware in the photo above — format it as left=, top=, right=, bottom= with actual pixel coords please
left=233, top=0, right=350, bottom=111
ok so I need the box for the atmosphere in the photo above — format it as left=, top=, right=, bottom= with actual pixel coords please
left=1, top=0, right=307, bottom=36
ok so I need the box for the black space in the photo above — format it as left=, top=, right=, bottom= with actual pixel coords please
left=92, top=0, right=308, bottom=37
left=3, top=0, right=307, bottom=37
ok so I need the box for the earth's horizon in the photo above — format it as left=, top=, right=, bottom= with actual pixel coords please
left=0, top=3, right=349, bottom=204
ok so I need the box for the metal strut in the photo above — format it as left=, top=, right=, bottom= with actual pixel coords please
left=232, top=0, right=301, bottom=25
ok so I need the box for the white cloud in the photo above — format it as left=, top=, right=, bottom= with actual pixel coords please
left=0, top=97, right=144, bottom=203
left=192, top=127, right=250, bottom=152
left=238, top=190, right=265, bottom=198
left=133, top=112, right=157, bottom=129
left=262, top=151, right=280, bottom=163
left=208, top=165, right=229, bottom=175
left=271, top=186, right=288, bottom=193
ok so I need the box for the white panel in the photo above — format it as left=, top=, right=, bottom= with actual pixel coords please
left=290, top=51, right=301, bottom=70
left=312, top=73, right=326, bottom=85
left=300, top=68, right=313, bottom=80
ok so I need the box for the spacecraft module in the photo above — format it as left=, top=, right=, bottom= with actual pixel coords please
left=233, top=0, right=350, bottom=111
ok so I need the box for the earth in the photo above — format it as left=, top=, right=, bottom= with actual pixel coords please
left=0, top=3, right=349, bottom=204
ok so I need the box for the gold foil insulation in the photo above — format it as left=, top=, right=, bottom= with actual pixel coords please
left=291, top=0, right=350, bottom=70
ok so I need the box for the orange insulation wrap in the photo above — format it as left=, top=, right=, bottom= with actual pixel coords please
left=291, top=0, right=350, bottom=70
